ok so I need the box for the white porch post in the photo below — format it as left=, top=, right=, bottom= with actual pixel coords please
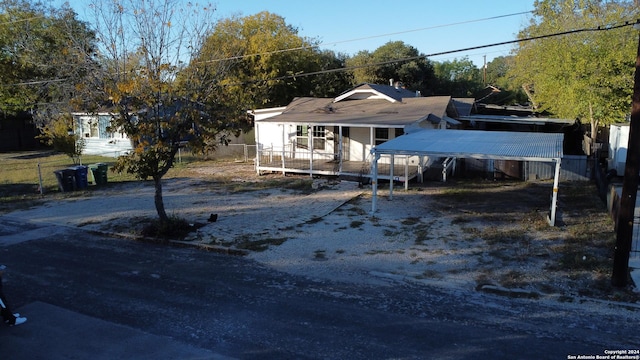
left=338, top=126, right=343, bottom=173
left=549, top=158, right=561, bottom=226
left=370, top=127, right=374, bottom=153
left=308, top=125, right=313, bottom=177
left=389, top=154, right=394, bottom=200
left=255, top=123, right=261, bottom=174
left=281, top=125, right=286, bottom=175
left=371, top=151, right=380, bottom=213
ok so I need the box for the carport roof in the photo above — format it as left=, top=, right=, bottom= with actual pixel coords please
left=372, top=129, right=564, bottom=161
left=370, top=129, right=565, bottom=226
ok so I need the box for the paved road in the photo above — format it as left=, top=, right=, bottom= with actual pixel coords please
left=0, top=217, right=637, bottom=359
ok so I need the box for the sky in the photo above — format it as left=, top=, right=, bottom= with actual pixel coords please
left=52, top=0, right=536, bottom=68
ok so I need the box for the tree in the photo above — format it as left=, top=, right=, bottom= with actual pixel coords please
left=509, top=0, right=640, bottom=141
left=481, top=56, right=529, bottom=105
left=199, top=11, right=351, bottom=109
left=0, top=0, right=99, bottom=130
left=37, top=114, right=85, bottom=164
left=89, top=0, right=249, bottom=226
left=346, top=41, right=436, bottom=95
left=432, top=57, right=483, bottom=97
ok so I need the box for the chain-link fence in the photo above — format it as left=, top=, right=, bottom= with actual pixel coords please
left=0, top=151, right=119, bottom=195
left=206, top=144, right=256, bottom=162
left=1, top=145, right=258, bottom=197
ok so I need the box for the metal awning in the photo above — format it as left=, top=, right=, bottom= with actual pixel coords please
left=370, top=129, right=564, bottom=225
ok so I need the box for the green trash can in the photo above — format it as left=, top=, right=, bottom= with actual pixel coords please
left=89, top=163, right=108, bottom=185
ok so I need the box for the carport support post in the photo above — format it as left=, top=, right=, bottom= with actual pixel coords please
left=389, top=154, right=394, bottom=200
left=308, top=125, right=313, bottom=177
left=404, top=157, right=409, bottom=191
left=371, top=152, right=380, bottom=213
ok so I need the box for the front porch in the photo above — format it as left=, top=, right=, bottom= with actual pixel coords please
left=255, top=148, right=429, bottom=183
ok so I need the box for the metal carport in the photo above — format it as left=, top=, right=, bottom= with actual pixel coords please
left=370, top=129, right=564, bottom=226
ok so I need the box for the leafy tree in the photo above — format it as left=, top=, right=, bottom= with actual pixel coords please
left=37, top=114, right=85, bottom=164
left=432, top=57, right=483, bottom=97
left=481, top=56, right=529, bottom=105
left=198, top=11, right=350, bottom=109
left=346, top=41, right=436, bottom=95
left=509, top=0, right=640, bottom=140
left=0, top=0, right=98, bottom=131
left=89, top=0, right=249, bottom=225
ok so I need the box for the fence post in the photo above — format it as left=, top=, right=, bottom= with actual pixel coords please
left=37, top=161, right=44, bottom=195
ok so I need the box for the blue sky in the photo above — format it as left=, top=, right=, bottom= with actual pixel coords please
left=54, top=0, right=535, bottom=67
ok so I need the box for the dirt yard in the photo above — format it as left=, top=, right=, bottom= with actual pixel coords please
left=7, top=160, right=637, bottom=304
left=162, top=162, right=636, bottom=303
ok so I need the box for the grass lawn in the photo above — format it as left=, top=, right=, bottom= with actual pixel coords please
left=0, top=150, right=204, bottom=213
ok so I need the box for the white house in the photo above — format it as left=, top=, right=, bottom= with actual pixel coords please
left=72, top=112, right=133, bottom=157
left=253, top=83, right=473, bottom=181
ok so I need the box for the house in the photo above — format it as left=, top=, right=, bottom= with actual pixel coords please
left=254, top=83, right=473, bottom=181
left=71, top=112, right=133, bottom=157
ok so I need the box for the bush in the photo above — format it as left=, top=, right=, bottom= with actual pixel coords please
left=141, top=216, right=201, bottom=241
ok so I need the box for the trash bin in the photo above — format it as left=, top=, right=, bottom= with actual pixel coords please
left=69, top=165, right=89, bottom=189
left=89, top=163, right=108, bottom=185
left=53, top=169, right=76, bottom=192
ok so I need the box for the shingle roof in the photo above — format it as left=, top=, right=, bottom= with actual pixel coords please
left=259, top=95, right=453, bottom=127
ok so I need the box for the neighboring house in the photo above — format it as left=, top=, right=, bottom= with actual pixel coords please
left=254, top=83, right=472, bottom=181
left=71, top=112, right=133, bottom=157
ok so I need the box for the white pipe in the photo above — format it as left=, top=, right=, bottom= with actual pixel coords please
left=371, top=152, right=380, bottom=213
left=549, top=158, right=561, bottom=226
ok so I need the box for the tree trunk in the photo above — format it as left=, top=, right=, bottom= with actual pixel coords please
left=153, top=176, right=169, bottom=223
left=521, top=84, right=537, bottom=110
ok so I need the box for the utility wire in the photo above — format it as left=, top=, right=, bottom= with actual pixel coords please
left=4, top=18, right=638, bottom=91
left=238, top=19, right=640, bottom=85
left=200, top=11, right=534, bottom=63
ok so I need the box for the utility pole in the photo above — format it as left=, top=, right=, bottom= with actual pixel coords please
left=612, top=25, right=640, bottom=287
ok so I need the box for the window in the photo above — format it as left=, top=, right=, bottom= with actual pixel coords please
left=312, top=126, right=325, bottom=150
left=375, top=128, right=389, bottom=145
left=296, top=125, right=325, bottom=150
left=296, top=125, right=308, bottom=149
left=395, top=128, right=404, bottom=138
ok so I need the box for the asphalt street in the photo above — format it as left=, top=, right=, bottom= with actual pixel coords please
left=0, top=216, right=637, bottom=359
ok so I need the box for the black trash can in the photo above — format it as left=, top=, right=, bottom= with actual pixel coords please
left=54, top=169, right=76, bottom=192
left=90, top=163, right=108, bottom=185
left=69, top=165, right=89, bottom=189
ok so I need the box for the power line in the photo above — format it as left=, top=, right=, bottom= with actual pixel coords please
left=4, top=18, right=638, bottom=92
left=201, top=11, right=534, bottom=63
left=237, top=19, right=640, bottom=85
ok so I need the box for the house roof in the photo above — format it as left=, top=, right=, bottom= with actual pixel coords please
left=334, top=83, right=419, bottom=102
left=258, top=95, right=454, bottom=128
left=372, top=129, right=563, bottom=161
